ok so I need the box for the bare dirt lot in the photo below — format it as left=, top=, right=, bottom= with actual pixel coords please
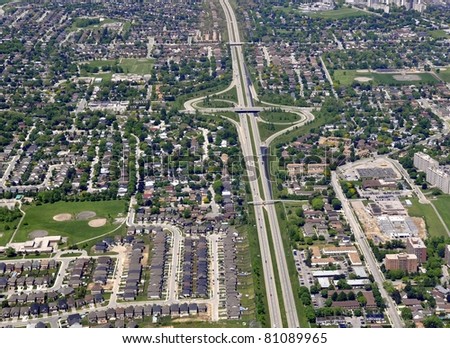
left=28, top=230, right=48, bottom=239
left=411, top=217, right=427, bottom=240
left=53, top=213, right=72, bottom=221
left=76, top=211, right=96, bottom=220
left=393, top=74, right=421, bottom=81
left=88, top=218, right=107, bottom=227
left=351, top=201, right=388, bottom=243
left=355, top=77, right=373, bottom=82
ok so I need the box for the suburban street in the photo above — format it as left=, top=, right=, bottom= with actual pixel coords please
left=331, top=171, right=403, bottom=328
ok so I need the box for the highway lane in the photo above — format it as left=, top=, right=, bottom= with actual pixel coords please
left=331, top=172, right=403, bottom=328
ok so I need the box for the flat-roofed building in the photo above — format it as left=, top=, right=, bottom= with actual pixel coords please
left=406, top=237, right=427, bottom=263
left=385, top=253, right=418, bottom=273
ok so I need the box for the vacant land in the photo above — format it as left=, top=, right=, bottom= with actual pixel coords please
left=15, top=200, right=127, bottom=245
left=333, top=70, right=439, bottom=87
left=259, top=111, right=301, bottom=124
left=307, top=7, right=369, bottom=19
left=407, top=198, right=447, bottom=238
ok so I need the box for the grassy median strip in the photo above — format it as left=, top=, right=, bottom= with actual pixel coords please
left=263, top=209, right=288, bottom=328
left=246, top=115, right=266, bottom=201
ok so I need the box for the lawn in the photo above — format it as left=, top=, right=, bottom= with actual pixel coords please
left=259, top=111, right=301, bottom=124
left=307, top=7, right=370, bottom=19
left=81, top=58, right=154, bottom=75
left=431, top=196, right=450, bottom=235
left=437, top=68, right=450, bottom=83
left=258, top=121, right=291, bottom=142
left=407, top=198, right=448, bottom=238
left=15, top=200, right=128, bottom=245
left=119, top=58, right=154, bottom=75
left=198, top=99, right=234, bottom=108
left=0, top=211, right=22, bottom=246
left=428, top=30, right=450, bottom=39
left=333, top=69, right=439, bottom=87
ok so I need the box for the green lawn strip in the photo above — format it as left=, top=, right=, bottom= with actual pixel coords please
left=406, top=198, right=447, bottom=237
left=259, top=111, right=301, bottom=124
left=235, top=232, right=258, bottom=321
left=263, top=209, right=288, bottom=328
left=274, top=202, right=309, bottom=327
left=431, top=196, right=450, bottom=233
left=16, top=200, right=128, bottom=245
left=246, top=116, right=265, bottom=200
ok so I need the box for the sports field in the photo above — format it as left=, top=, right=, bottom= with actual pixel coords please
left=307, top=7, right=370, bottom=19
left=15, top=200, right=127, bottom=245
left=333, top=70, right=439, bottom=87
left=81, top=58, right=154, bottom=75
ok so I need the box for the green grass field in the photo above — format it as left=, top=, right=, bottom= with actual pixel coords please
left=333, top=70, right=439, bottom=87
left=0, top=213, right=21, bottom=246
left=15, top=200, right=127, bottom=245
left=259, top=111, right=301, bottom=124
left=428, top=30, right=450, bottom=39
left=431, top=196, right=450, bottom=235
left=407, top=198, right=448, bottom=238
left=307, top=7, right=370, bottom=19
left=81, top=58, right=154, bottom=76
left=198, top=99, right=234, bottom=108
left=258, top=122, right=291, bottom=142
left=119, top=58, right=154, bottom=74
left=437, top=68, right=450, bottom=83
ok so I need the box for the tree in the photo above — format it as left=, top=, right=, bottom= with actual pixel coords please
left=391, top=289, right=402, bottom=304
left=311, top=197, right=324, bottom=211
left=331, top=198, right=342, bottom=210
left=423, top=315, right=444, bottom=328
left=5, top=247, right=16, bottom=258
left=337, top=292, right=348, bottom=301
left=401, top=307, right=413, bottom=321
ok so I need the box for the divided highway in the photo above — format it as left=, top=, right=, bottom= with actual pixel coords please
left=219, top=0, right=300, bottom=328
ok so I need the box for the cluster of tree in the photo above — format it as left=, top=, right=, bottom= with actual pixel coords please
left=0, top=207, right=22, bottom=224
